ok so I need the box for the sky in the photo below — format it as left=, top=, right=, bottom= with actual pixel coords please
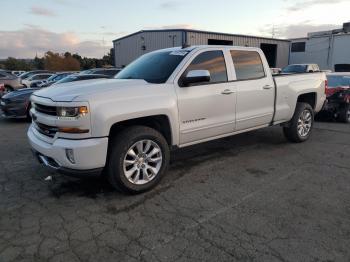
left=0, top=0, right=349, bottom=59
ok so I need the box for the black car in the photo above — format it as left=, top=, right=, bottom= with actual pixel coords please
left=0, top=74, right=110, bottom=120
left=79, top=68, right=121, bottom=77
left=0, top=88, right=36, bottom=119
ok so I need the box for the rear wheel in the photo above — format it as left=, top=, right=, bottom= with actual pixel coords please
left=283, top=102, right=314, bottom=143
left=107, top=126, right=170, bottom=194
left=338, top=104, right=350, bottom=123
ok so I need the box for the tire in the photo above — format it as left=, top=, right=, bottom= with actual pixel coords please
left=283, top=102, right=314, bottom=143
left=338, top=104, right=350, bottom=123
left=106, top=126, right=170, bottom=194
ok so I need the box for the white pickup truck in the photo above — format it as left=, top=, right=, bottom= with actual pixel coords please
left=28, top=46, right=327, bottom=193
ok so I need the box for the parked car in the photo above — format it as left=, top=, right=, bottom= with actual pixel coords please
left=0, top=88, right=35, bottom=119
left=0, top=74, right=109, bottom=120
left=79, top=68, right=121, bottom=77
left=319, top=73, right=350, bottom=123
left=22, top=73, right=55, bottom=88
left=52, top=74, right=111, bottom=85
left=35, top=72, right=74, bottom=88
left=0, top=71, right=23, bottom=93
left=12, top=71, right=26, bottom=76
left=0, top=69, right=14, bottom=75
left=28, top=46, right=327, bottom=193
left=270, top=68, right=281, bottom=75
left=282, top=64, right=320, bottom=74
left=19, top=70, right=53, bottom=80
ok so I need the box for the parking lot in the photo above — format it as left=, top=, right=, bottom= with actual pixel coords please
left=0, top=116, right=349, bottom=262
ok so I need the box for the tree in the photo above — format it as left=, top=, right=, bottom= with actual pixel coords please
left=33, top=55, right=45, bottom=70
left=43, top=51, right=80, bottom=71
left=3, top=57, right=33, bottom=71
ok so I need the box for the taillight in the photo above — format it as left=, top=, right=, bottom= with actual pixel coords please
left=324, top=79, right=328, bottom=94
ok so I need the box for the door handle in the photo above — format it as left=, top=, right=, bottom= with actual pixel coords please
left=263, top=85, right=273, bottom=90
left=221, top=89, right=235, bottom=95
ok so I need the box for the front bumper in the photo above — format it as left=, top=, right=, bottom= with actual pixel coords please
left=28, top=125, right=108, bottom=176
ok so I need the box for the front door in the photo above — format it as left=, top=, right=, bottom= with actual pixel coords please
left=175, top=50, right=236, bottom=145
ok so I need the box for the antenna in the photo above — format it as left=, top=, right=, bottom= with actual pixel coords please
left=272, top=24, right=276, bottom=39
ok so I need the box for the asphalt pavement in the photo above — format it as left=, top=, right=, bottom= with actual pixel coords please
left=0, top=116, right=349, bottom=262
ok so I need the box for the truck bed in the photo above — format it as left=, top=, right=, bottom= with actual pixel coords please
left=272, top=72, right=327, bottom=124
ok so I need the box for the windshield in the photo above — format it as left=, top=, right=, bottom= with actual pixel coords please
left=115, top=50, right=189, bottom=84
left=282, top=65, right=307, bottom=73
left=327, top=75, right=350, bottom=88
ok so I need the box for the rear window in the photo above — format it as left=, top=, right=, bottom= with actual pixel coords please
left=230, top=50, right=265, bottom=80
left=327, top=75, right=350, bottom=88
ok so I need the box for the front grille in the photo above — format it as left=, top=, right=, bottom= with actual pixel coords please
left=34, top=103, right=57, bottom=116
left=34, top=122, right=58, bottom=138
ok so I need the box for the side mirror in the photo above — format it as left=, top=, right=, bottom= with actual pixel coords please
left=181, top=70, right=211, bottom=87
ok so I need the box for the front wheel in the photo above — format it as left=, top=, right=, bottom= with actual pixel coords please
left=106, top=126, right=170, bottom=194
left=283, top=102, right=314, bottom=143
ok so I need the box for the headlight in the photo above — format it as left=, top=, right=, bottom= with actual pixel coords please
left=57, top=106, right=89, bottom=118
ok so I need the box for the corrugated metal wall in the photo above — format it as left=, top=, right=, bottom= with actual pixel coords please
left=114, top=30, right=290, bottom=68
left=114, top=31, right=183, bottom=68
left=186, top=32, right=290, bottom=68
left=290, top=34, right=350, bottom=70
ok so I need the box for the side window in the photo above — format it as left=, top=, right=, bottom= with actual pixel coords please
left=230, top=50, right=265, bottom=81
left=182, top=50, right=228, bottom=85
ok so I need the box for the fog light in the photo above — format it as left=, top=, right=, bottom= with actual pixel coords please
left=65, top=149, right=75, bottom=164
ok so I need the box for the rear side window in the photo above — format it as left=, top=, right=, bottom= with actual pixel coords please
left=231, top=50, right=265, bottom=80
left=183, top=50, right=228, bottom=85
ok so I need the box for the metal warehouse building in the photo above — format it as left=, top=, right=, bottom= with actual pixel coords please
left=289, top=22, right=350, bottom=71
left=113, top=29, right=290, bottom=68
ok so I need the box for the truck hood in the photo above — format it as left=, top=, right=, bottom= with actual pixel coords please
left=32, top=79, right=149, bottom=102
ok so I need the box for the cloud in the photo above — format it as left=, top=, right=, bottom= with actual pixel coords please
left=260, top=22, right=339, bottom=39
left=30, top=6, right=57, bottom=17
left=0, top=26, right=112, bottom=59
left=286, top=0, right=348, bottom=12
left=159, top=1, right=181, bottom=10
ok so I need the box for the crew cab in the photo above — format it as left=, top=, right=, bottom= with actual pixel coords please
left=28, top=46, right=327, bottom=193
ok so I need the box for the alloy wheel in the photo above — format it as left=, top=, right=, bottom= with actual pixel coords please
left=123, top=140, right=163, bottom=185
left=297, top=109, right=312, bottom=137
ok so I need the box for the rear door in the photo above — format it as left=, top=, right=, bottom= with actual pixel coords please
left=229, top=49, right=275, bottom=130
left=175, top=49, right=237, bottom=145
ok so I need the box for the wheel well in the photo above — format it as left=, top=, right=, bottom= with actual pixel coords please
left=109, top=115, right=172, bottom=146
left=297, top=93, right=316, bottom=109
